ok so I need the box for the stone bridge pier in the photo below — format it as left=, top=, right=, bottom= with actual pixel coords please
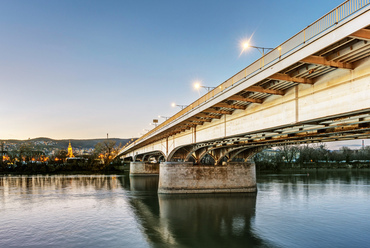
left=158, top=161, right=257, bottom=194
left=157, top=147, right=260, bottom=194
left=129, top=145, right=260, bottom=193
left=129, top=162, right=160, bottom=176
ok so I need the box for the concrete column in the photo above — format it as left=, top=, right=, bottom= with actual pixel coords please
left=158, top=161, right=257, bottom=194
left=130, top=162, right=159, bottom=177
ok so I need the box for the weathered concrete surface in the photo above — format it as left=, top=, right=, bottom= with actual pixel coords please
left=130, top=162, right=159, bottom=176
left=158, top=162, right=256, bottom=194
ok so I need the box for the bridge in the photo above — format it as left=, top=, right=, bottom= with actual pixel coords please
left=118, top=0, right=370, bottom=194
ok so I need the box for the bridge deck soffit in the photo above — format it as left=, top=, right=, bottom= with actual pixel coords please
left=300, top=55, right=354, bottom=69
left=186, top=111, right=370, bottom=152
left=350, top=28, right=370, bottom=40
left=142, top=111, right=370, bottom=163
left=227, top=95, right=263, bottom=104
left=267, top=73, right=314, bottom=84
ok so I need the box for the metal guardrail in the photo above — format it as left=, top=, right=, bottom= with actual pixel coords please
left=122, top=0, right=370, bottom=153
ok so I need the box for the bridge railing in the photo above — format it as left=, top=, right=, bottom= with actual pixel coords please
left=122, top=0, right=370, bottom=153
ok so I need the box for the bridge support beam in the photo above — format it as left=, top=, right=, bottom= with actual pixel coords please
left=130, top=162, right=159, bottom=176
left=158, top=161, right=256, bottom=194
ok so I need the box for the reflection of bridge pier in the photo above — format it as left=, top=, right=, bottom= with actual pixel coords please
left=129, top=175, right=159, bottom=191
left=127, top=175, right=269, bottom=247
left=158, top=194, right=262, bottom=247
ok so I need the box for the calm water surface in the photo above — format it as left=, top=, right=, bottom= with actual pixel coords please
left=1, top=170, right=370, bottom=247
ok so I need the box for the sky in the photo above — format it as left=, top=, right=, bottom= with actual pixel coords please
left=1, top=0, right=362, bottom=149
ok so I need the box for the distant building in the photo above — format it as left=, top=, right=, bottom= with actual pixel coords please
left=67, top=141, right=74, bottom=158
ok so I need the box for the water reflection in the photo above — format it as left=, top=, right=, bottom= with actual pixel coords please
left=1, top=171, right=369, bottom=247
left=129, top=176, right=160, bottom=192
left=127, top=176, right=272, bottom=248
left=257, top=169, right=370, bottom=199
left=0, top=174, right=149, bottom=248
left=0, top=174, right=121, bottom=193
left=157, top=194, right=265, bottom=247
left=255, top=170, right=370, bottom=248
left=258, top=169, right=370, bottom=184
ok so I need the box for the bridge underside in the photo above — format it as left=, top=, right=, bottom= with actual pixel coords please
left=169, top=109, right=370, bottom=165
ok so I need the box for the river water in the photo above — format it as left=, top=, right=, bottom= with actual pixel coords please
left=1, top=170, right=370, bottom=248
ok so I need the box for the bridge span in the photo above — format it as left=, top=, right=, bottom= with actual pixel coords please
left=119, top=1, right=370, bottom=193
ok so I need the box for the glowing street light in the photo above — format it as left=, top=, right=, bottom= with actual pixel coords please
left=194, top=82, right=216, bottom=92
left=171, top=102, right=187, bottom=109
left=242, top=42, right=273, bottom=56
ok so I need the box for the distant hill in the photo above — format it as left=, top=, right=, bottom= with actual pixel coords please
left=0, top=137, right=136, bottom=149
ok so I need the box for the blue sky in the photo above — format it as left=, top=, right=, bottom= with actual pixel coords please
left=1, top=0, right=358, bottom=145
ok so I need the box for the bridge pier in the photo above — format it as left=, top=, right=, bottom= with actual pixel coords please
left=129, top=162, right=159, bottom=176
left=158, top=161, right=256, bottom=194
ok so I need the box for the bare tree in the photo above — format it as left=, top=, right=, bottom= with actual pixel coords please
left=94, top=140, right=122, bottom=166
left=278, top=144, right=300, bottom=165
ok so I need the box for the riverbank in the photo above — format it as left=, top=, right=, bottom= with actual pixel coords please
left=0, top=162, right=125, bottom=175
left=256, top=161, right=370, bottom=171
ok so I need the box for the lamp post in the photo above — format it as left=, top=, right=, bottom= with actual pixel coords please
left=242, top=42, right=279, bottom=67
left=158, top=115, right=170, bottom=120
left=242, top=42, right=273, bottom=56
left=194, top=82, right=216, bottom=92
left=171, top=103, right=187, bottom=109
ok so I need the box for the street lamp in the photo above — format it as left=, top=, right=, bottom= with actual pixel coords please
left=158, top=115, right=170, bottom=120
left=194, top=82, right=216, bottom=92
left=171, top=103, right=187, bottom=109
left=242, top=42, right=273, bottom=56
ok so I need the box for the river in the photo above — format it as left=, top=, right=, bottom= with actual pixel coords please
left=1, top=170, right=369, bottom=247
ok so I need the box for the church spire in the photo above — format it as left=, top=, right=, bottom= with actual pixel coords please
left=67, top=141, right=74, bottom=158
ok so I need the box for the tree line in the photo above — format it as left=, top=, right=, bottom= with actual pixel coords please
left=254, top=143, right=370, bottom=170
